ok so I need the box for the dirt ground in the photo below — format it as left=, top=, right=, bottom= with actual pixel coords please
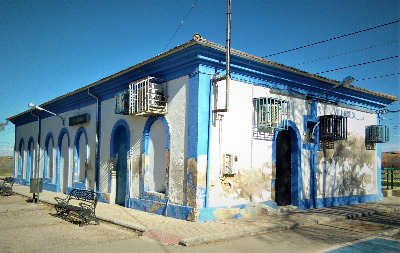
left=0, top=194, right=141, bottom=253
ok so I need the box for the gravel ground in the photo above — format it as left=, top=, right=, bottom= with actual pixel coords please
left=0, top=194, right=141, bottom=253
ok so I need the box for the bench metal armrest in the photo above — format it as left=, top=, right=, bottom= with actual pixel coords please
left=54, top=196, right=68, bottom=205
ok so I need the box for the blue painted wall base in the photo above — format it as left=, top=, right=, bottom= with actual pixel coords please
left=126, top=197, right=194, bottom=221
left=299, top=193, right=383, bottom=209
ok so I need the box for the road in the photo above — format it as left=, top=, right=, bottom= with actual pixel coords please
left=1, top=194, right=400, bottom=253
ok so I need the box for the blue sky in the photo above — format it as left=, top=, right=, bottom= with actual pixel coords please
left=0, top=0, right=399, bottom=155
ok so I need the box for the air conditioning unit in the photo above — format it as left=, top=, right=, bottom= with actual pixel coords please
left=253, top=97, right=288, bottom=130
left=365, top=125, right=389, bottom=143
left=129, top=76, right=167, bottom=116
left=114, top=90, right=129, bottom=114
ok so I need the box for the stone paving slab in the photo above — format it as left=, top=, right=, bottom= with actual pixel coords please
left=10, top=184, right=400, bottom=246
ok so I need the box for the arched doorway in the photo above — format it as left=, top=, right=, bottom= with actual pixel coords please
left=112, top=124, right=129, bottom=206
left=275, top=130, right=292, bottom=206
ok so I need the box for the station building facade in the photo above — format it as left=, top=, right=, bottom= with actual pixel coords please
left=7, top=35, right=397, bottom=221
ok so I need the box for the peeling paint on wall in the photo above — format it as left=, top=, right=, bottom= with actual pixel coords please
left=165, top=149, right=170, bottom=192
left=149, top=201, right=165, bottom=213
left=129, top=154, right=140, bottom=198
left=209, top=167, right=273, bottom=207
left=187, top=158, right=197, bottom=207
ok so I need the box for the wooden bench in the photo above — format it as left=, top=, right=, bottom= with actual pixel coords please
left=54, top=189, right=100, bottom=227
left=0, top=177, right=14, bottom=196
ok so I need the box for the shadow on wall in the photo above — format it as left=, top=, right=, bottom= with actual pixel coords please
left=317, top=133, right=376, bottom=198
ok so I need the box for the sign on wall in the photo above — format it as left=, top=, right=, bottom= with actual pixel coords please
left=69, top=113, right=90, bottom=126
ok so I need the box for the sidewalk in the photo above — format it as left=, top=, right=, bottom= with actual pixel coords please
left=12, top=184, right=400, bottom=246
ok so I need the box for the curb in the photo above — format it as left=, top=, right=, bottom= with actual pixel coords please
left=96, top=216, right=148, bottom=233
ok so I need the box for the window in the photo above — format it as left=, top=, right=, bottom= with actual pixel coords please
left=319, top=115, right=347, bottom=141
left=253, top=97, right=288, bottom=130
left=365, top=125, right=389, bottom=143
left=129, top=76, right=167, bottom=116
left=115, top=90, right=129, bottom=114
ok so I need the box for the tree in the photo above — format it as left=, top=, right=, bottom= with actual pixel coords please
left=0, top=120, right=9, bottom=132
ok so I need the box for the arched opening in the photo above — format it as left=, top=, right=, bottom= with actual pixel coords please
left=112, top=125, right=128, bottom=205
left=27, top=137, right=35, bottom=182
left=74, top=128, right=88, bottom=187
left=57, top=129, right=70, bottom=193
left=275, top=130, right=292, bottom=206
left=44, top=133, right=54, bottom=181
left=18, top=139, right=24, bottom=177
left=148, top=120, right=167, bottom=193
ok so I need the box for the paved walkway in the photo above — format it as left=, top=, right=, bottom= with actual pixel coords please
left=11, top=184, right=400, bottom=246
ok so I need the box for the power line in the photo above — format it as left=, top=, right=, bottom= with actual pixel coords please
left=264, top=20, right=400, bottom=58
left=163, top=0, right=198, bottom=52
left=316, top=55, right=399, bottom=74
left=294, top=40, right=399, bottom=66
left=356, top=72, right=400, bottom=81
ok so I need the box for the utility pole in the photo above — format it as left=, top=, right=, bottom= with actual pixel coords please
left=226, top=0, right=231, bottom=112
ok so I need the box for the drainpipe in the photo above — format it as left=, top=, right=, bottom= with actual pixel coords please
left=30, top=111, right=41, bottom=178
left=88, top=88, right=100, bottom=192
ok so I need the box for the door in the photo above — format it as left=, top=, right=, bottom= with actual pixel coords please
left=116, top=127, right=127, bottom=205
left=275, top=130, right=291, bottom=206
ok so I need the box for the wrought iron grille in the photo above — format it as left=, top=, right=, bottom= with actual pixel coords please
left=129, top=76, right=167, bottom=116
left=253, top=97, right=288, bottom=130
left=365, top=125, right=389, bottom=143
left=319, top=115, right=347, bottom=141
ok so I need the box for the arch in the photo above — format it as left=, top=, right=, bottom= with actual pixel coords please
left=27, top=136, right=35, bottom=183
left=17, top=139, right=24, bottom=177
left=110, top=119, right=130, bottom=157
left=142, top=115, right=170, bottom=155
left=110, top=119, right=130, bottom=206
left=273, top=120, right=301, bottom=207
left=57, top=128, right=70, bottom=193
left=44, top=132, right=54, bottom=179
left=74, top=127, right=88, bottom=187
left=142, top=115, right=170, bottom=196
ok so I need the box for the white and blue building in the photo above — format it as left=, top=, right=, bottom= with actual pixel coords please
left=7, top=34, right=397, bottom=221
